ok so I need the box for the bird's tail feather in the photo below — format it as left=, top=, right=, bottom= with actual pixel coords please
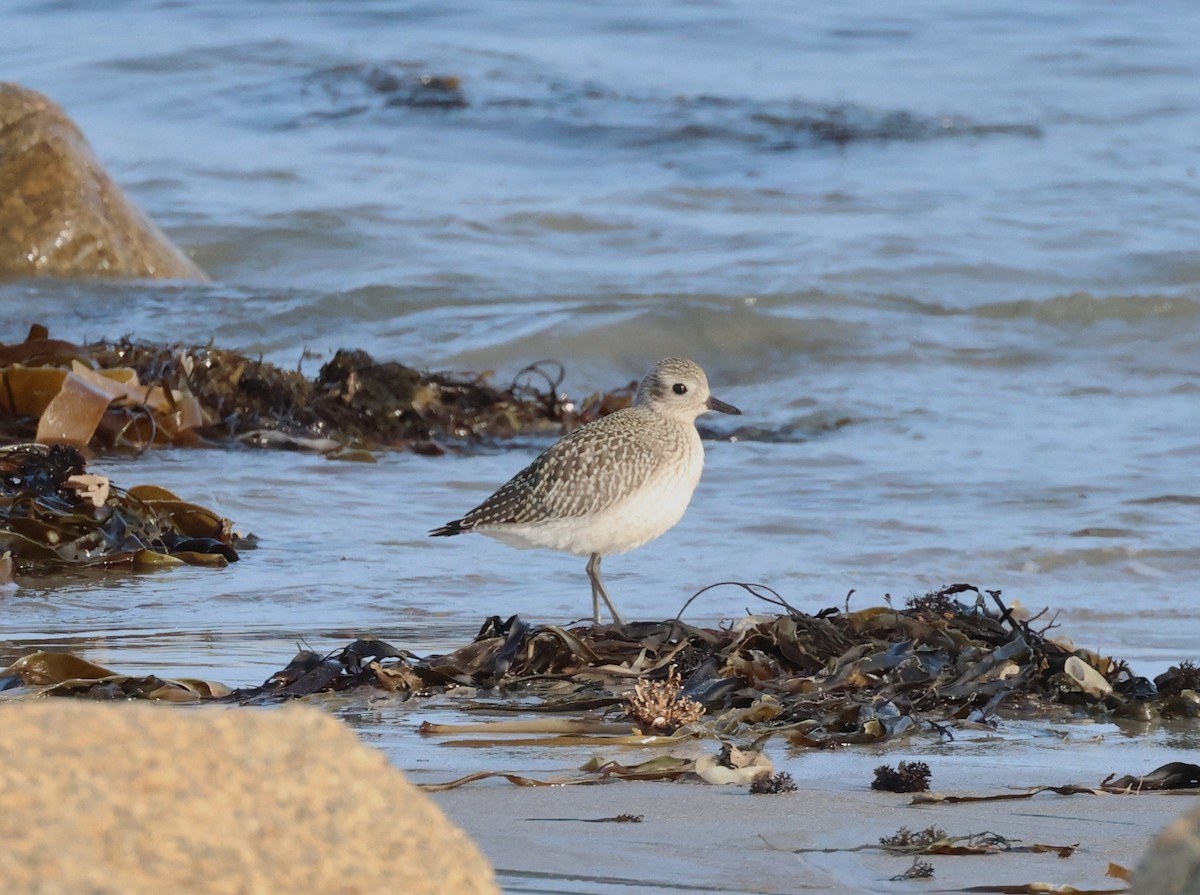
left=429, top=519, right=467, bottom=537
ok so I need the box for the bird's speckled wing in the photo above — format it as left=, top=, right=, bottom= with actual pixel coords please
left=435, top=409, right=682, bottom=533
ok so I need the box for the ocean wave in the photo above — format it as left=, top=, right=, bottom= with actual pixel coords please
left=969, top=292, right=1200, bottom=324
left=281, top=60, right=1042, bottom=150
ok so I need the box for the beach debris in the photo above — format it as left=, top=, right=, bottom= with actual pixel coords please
left=624, top=664, right=705, bottom=733
left=418, top=754, right=700, bottom=792
left=4, top=584, right=1198, bottom=785
left=419, top=718, right=634, bottom=737
left=872, top=760, right=932, bottom=793
left=1150, top=661, right=1200, bottom=720
left=695, top=742, right=773, bottom=785
left=880, top=825, right=949, bottom=851
left=0, top=650, right=229, bottom=700
left=415, top=771, right=562, bottom=792
left=0, top=443, right=241, bottom=572
left=0, top=583, right=1187, bottom=719
left=954, top=885, right=1125, bottom=894
left=1062, top=655, right=1115, bottom=699
left=749, top=771, right=797, bottom=794
left=911, top=763, right=1200, bottom=806
left=891, top=858, right=934, bottom=880
left=776, top=825, right=1078, bottom=857
left=762, top=829, right=1109, bottom=895
left=913, top=785, right=1102, bottom=805
left=416, top=716, right=665, bottom=749
left=0, top=326, right=630, bottom=455
left=1101, top=762, right=1200, bottom=793
left=528, top=814, right=644, bottom=823
left=1155, top=660, right=1200, bottom=695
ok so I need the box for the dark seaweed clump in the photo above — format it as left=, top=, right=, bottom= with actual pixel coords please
left=891, top=859, right=935, bottom=881
left=750, top=772, right=798, bottom=794
left=0, top=443, right=240, bottom=572
left=0, top=326, right=634, bottom=454
left=872, top=761, right=931, bottom=793
left=210, top=584, right=1181, bottom=737
left=7, top=583, right=1188, bottom=745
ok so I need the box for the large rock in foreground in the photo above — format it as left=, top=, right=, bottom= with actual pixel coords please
left=0, top=83, right=207, bottom=280
left=0, top=702, right=498, bottom=895
left=1135, top=803, right=1200, bottom=895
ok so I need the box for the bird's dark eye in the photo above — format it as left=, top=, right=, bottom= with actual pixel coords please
left=672, top=383, right=687, bottom=395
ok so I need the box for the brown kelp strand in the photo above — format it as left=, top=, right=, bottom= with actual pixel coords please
left=0, top=443, right=241, bottom=572
left=0, top=325, right=635, bottom=454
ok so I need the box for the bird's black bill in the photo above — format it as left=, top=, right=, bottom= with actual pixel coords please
left=706, top=395, right=741, bottom=415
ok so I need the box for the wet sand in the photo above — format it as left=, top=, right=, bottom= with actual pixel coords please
left=425, top=739, right=1193, bottom=893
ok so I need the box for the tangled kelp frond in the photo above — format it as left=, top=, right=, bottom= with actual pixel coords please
left=0, top=325, right=630, bottom=454
left=0, top=443, right=241, bottom=572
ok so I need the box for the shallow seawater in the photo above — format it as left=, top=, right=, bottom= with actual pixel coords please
left=2, top=2, right=1200, bottom=886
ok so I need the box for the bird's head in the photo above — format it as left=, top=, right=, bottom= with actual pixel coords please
left=634, top=357, right=741, bottom=421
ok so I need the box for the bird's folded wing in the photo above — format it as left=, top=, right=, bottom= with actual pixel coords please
left=463, top=422, right=665, bottom=526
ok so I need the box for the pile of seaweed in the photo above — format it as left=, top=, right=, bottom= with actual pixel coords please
left=6, top=584, right=1197, bottom=740
left=0, top=325, right=632, bottom=454
left=0, top=443, right=240, bottom=573
left=222, top=585, right=1194, bottom=740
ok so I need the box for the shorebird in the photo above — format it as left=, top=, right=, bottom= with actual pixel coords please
left=430, top=358, right=741, bottom=624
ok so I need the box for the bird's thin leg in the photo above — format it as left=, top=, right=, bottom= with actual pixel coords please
left=586, top=553, right=625, bottom=625
left=590, top=565, right=601, bottom=624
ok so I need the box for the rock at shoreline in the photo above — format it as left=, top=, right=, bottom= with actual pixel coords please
left=1135, top=804, right=1200, bottom=895
left=0, top=83, right=207, bottom=281
left=0, top=702, right=498, bottom=895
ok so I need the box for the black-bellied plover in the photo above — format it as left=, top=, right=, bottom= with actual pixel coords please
left=430, top=358, right=741, bottom=624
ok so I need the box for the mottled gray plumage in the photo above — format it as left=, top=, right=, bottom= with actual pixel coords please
left=432, top=408, right=693, bottom=531
left=431, top=358, right=741, bottom=623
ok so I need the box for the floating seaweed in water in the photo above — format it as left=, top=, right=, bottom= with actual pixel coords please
left=0, top=443, right=241, bottom=572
